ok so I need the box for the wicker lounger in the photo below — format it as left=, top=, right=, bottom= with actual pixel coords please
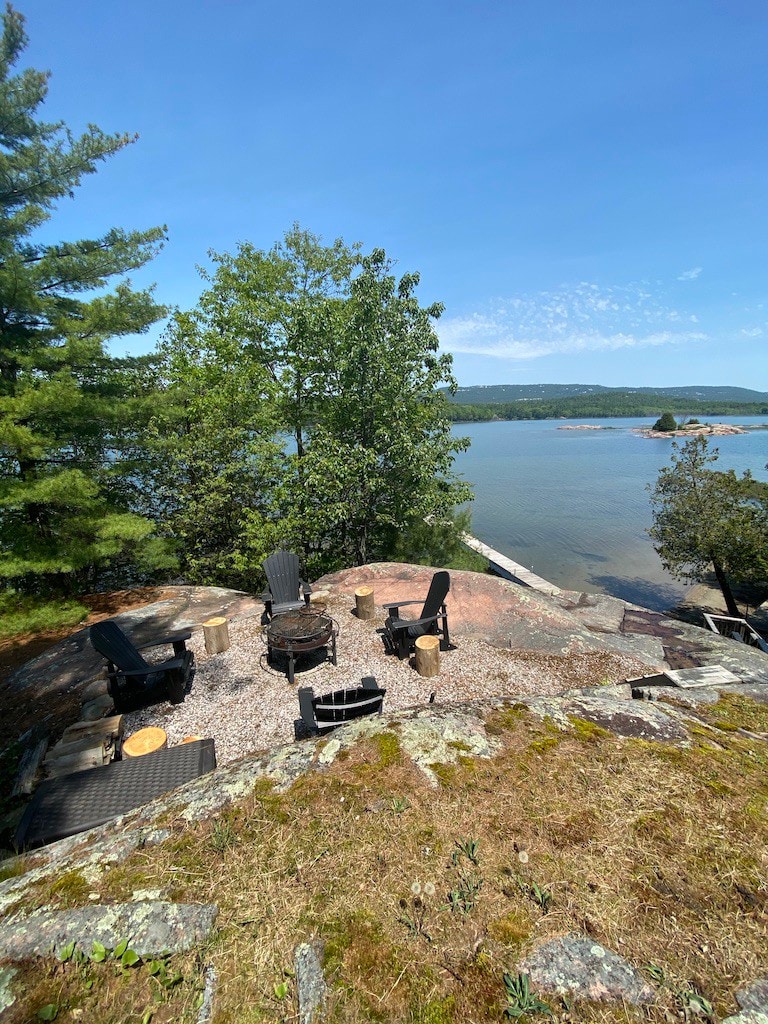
left=15, top=739, right=216, bottom=851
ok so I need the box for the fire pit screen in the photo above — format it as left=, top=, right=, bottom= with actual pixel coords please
left=263, top=608, right=338, bottom=684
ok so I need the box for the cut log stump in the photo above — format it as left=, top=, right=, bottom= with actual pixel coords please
left=122, top=727, right=167, bottom=759
left=415, top=635, right=440, bottom=677
left=203, top=616, right=230, bottom=655
left=354, top=586, right=375, bottom=621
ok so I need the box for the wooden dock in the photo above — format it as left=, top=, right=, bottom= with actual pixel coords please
left=462, top=534, right=561, bottom=597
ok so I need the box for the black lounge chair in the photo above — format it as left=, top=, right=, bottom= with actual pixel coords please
left=261, top=550, right=312, bottom=619
left=297, top=676, right=386, bottom=736
left=90, top=620, right=194, bottom=713
left=14, top=739, right=216, bottom=850
left=383, top=571, right=451, bottom=660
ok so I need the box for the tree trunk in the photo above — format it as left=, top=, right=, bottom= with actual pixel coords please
left=712, top=560, right=740, bottom=617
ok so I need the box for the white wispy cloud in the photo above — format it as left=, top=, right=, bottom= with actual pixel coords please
left=438, top=281, right=708, bottom=361
left=677, top=267, right=703, bottom=281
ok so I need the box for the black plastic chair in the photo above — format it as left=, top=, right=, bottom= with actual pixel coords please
left=261, top=550, right=312, bottom=619
left=383, top=571, right=451, bottom=660
left=297, top=676, right=386, bottom=736
left=89, top=620, right=194, bottom=712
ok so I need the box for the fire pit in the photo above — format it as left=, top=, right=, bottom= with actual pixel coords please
left=263, top=608, right=338, bottom=684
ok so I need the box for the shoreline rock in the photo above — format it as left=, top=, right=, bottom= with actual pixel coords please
left=557, top=424, right=607, bottom=430
left=635, top=423, right=748, bottom=438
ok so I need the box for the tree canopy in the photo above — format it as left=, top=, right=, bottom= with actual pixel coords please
left=652, top=412, right=677, bottom=432
left=648, top=435, right=768, bottom=615
left=147, top=227, right=472, bottom=586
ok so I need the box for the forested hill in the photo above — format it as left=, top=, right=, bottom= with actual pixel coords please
left=441, top=384, right=768, bottom=422
left=445, top=384, right=768, bottom=404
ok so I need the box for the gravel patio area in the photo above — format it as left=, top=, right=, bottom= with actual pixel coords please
left=123, top=592, right=650, bottom=765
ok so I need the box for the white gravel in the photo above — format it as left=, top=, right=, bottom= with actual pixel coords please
left=123, top=594, right=648, bottom=765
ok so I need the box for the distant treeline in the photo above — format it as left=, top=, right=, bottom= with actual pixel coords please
left=446, top=393, right=768, bottom=422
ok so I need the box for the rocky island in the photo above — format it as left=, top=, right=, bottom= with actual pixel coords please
left=636, top=421, right=749, bottom=438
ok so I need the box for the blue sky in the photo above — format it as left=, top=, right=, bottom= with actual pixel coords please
left=20, top=0, right=768, bottom=389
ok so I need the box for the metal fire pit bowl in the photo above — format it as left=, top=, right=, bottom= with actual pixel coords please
left=263, top=608, right=338, bottom=684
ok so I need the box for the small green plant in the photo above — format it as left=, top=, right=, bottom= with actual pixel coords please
left=36, top=1005, right=60, bottom=1021
left=210, top=818, right=238, bottom=851
left=503, top=972, right=552, bottom=1019
left=508, top=872, right=553, bottom=913
left=452, top=837, right=480, bottom=866
left=445, top=838, right=483, bottom=916
left=89, top=941, right=109, bottom=963
left=58, top=941, right=78, bottom=962
left=643, top=965, right=713, bottom=1022
left=273, top=980, right=290, bottom=999
left=446, top=871, right=483, bottom=916
left=676, top=986, right=714, bottom=1021
left=528, top=881, right=552, bottom=913
left=58, top=938, right=182, bottom=997
left=391, top=796, right=410, bottom=814
left=644, top=963, right=666, bottom=984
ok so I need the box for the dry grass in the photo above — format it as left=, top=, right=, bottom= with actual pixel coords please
left=5, top=696, right=768, bottom=1024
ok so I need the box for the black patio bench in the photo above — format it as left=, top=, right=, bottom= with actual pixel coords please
left=14, top=738, right=216, bottom=850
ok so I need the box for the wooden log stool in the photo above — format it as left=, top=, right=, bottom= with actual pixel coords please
left=415, top=635, right=440, bottom=677
left=203, top=616, right=230, bottom=655
left=122, top=727, right=167, bottom=759
left=354, top=586, right=375, bottom=620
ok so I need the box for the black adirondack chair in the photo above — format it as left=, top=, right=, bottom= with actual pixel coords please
left=297, top=675, right=386, bottom=737
left=89, top=620, right=194, bottom=712
left=261, top=550, right=312, bottom=619
left=383, top=571, right=451, bottom=660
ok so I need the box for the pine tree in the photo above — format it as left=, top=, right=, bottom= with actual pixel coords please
left=0, top=4, right=170, bottom=598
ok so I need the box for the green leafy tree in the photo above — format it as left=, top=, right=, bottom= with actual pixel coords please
left=313, top=248, right=472, bottom=567
left=143, top=308, right=284, bottom=588
left=648, top=435, right=768, bottom=615
left=194, top=226, right=361, bottom=569
left=0, top=4, right=170, bottom=598
left=150, top=229, right=473, bottom=582
left=652, top=412, right=677, bottom=432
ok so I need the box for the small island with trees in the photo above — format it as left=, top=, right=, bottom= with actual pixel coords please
left=638, top=413, right=749, bottom=437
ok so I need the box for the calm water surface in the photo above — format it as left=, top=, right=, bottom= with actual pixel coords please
left=452, top=417, right=768, bottom=611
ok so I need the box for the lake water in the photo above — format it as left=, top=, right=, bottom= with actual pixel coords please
left=452, top=417, right=768, bottom=611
